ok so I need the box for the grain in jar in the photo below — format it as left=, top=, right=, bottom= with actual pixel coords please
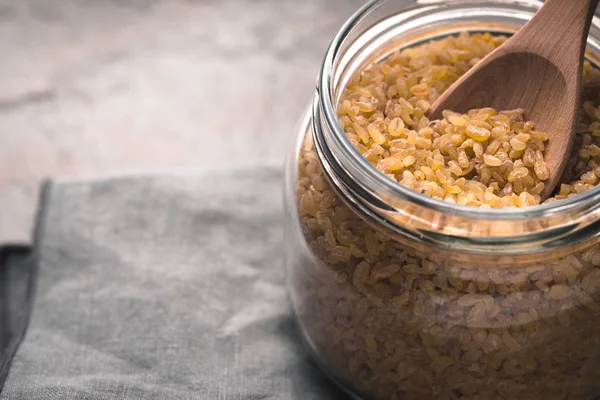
left=284, top=2, right=600, bottom=399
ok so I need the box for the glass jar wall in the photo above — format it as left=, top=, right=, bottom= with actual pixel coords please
left=284, top=1, right=600, bottom=399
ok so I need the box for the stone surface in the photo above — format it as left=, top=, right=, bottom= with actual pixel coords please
left=0, top=0, right=364, bottom=242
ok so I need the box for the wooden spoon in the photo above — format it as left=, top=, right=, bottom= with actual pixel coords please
left=427, top=0, right=600, bottom=199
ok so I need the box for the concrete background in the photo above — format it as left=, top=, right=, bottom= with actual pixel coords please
left=0, top=0, right=364, bottom=243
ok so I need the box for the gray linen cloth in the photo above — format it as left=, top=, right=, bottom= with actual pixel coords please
left=0, top=167, right=347, bottom=399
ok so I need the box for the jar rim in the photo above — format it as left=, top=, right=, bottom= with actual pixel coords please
left=318, top=0, right=600, bottom=222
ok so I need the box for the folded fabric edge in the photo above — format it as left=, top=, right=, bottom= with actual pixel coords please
left=48, top=164, right=284, bottom=186
left=0, top=245, right=31, bottom=353
left=0, top=180, right=51, bottom=394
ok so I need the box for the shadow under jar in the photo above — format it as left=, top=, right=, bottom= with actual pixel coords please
left=284, top=1, right=600, bottom=399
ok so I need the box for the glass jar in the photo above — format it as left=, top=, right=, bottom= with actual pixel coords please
left=283, top=1, right=600, bottom=399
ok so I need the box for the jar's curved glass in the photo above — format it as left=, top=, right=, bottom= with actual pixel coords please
left=284, top=1, right=600, bottom=399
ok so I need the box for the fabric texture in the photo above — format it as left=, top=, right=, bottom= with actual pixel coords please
left=0, top=167, right=347, bottom=399
left=0, top=245, right=35, bottom=391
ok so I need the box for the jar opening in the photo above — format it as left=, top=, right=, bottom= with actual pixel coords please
left=313, top=0, right=600, bottom=254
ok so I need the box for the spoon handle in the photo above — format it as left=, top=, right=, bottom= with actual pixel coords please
left=513, top=0, right=600, bottom=75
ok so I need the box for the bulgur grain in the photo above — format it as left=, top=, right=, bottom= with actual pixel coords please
left=292, top=32, right=600, bottom=400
